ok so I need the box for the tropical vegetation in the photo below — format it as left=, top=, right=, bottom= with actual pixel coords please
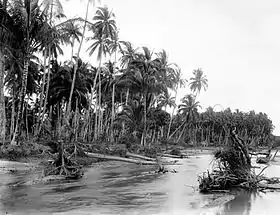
left=0, top=0, right=275, bottom=160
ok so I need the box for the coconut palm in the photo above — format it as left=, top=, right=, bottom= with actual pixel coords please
left=58, top=20, right=82, bottom=60
left=0, top=0, right=12, bottom=142
left=94, top=6, right=117, bottom=138
left=122, top=47, right=165, bottom=145
left=67, top=0, right=100, bottom=119
left=93, top=6, right=117, bottom=40
left=108, top=31, right=126, bottom=139
left=87, top=6, right=116, bottom=137
left=189, top=68, right=208, bottom=98
left=8, top=0, right=50, bottom=145
left=169, top=94, right=201, bottom=142
left=167, top=67, right=187, bottom=138
left=157, top=92, right=176, bottom=111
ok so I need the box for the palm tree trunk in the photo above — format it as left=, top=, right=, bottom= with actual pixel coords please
left=111, top=53, right=117, bottom=141
left=177, top=123, right=187, bottom=143
left=38, top=51, right=51, bottom=135
left=25, top=100, right=29, bottom=141
left=36, top=50, right=47, bottom=135
left=0, top=50, right=6, bottom=143
left=67, top=0, right=91, bottom=117
left=167, top=89, right=178, bottom=138
left=11, top=58, right=29, bottom=145
left=71, top=38, right=75, bottom=62
left=169, top=121, right=186, bottom=140
left=125, top=88, right=129, bottom=105
left=98, top=62, right=102, bottom=136
left=10, top=88, right=15, bottom=140
left=94, top=103, right=98, bottom=139
left=83, top=65, right=100, bottom=140
left=141, top=92, right=147, bottom=146
left=111, top=82, right=115, bottom=140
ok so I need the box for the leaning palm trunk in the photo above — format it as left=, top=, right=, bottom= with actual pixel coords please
left=177, top=123, right=187, bottom=143
left=67, top=0, right=91, bottom=117
left=0, top=50, right=6, bottom=143
left=169, top=120, right=186, bottom=140
left=11, top=58, right=29, bottom=145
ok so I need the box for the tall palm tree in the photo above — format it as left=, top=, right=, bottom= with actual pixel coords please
left=10, top=0, right=48, bottom=145
left=87, top=6, right=116, bottom=137
left=123, top=47, right=163, bottom=146
left=189, top=68, right=208, bottom=98
left=108, top=31, right=127, bottom=140
left=0, top=0, right=12, bottom=142
left=67, top=0, right=100, bottom=119
left=167, top=67, right=187, bottom=138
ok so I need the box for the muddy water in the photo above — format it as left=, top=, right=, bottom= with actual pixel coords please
left=0, top=152, right=280, bottom=215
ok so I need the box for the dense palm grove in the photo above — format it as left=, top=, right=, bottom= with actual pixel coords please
left=0, top=0, right=274, bottom=153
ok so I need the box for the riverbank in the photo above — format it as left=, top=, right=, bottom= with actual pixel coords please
left=1, top=151, right=280, bottom=215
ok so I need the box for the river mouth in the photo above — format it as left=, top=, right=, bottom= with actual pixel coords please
left=1, top=151, right=280, bottom=215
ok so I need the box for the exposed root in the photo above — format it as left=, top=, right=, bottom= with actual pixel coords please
left=198, top=128, right=280, bottom=193
left=44, top=141, right=84, bottom=179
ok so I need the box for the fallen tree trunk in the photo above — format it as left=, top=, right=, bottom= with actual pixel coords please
left=258, top=183, right=280, bottom=190
left=160, top=154, right=187, bottom=159
left=85, top=152, right=179, bottom=165
left=249, top=151, right=270, bottom=156
left=126, top=152, right=156, bottom=161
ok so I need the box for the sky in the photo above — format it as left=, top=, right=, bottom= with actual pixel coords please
left=62, top=0, right=280, bottom=135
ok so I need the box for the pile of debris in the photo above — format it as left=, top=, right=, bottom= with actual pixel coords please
left=198, top=128, right=280, bottom=193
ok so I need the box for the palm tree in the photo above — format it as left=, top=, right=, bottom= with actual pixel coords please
left=0, top=0, right=12, bottom=142
left=87, top=6, right=116, bottom=137
left=167, top=67, right=187, bottom=138
left=9, top=0, right=49, bottom=145
left=123, top=47, right=164, bottom=146
left=58, top=20, right=82, bottom=61
left=67, top=0, right=100, bottom=120
left=169, top=94, right=201, bottom=142
left=189, top=68, right=208, bottom=98
left=157, top=92, right=176, bottom=111
left=119, top=41, right=138, bottom=68
left=108, top=31, right=126, bottom=140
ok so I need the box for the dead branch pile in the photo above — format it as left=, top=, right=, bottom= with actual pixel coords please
left=198, top=128, right=280, bottom=193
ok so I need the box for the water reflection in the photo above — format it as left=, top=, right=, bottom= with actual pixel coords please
left=215, top=191, right=254, bottom=215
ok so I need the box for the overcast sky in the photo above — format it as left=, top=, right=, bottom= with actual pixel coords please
left=62, top=0, right=280, bottom=135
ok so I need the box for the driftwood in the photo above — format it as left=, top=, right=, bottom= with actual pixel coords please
left=126, top=152, right=156, bottom=161
left=85, top=152, right=179, bottom=165
left=258, top=183, right=280, bottom=190
left=160, top=154, right=187, bottom=159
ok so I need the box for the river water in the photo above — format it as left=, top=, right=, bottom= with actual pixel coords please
left=0, top=151, right=280, bottom=215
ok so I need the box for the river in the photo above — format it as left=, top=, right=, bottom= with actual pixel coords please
left=0, top=151, right=280, bottom=215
